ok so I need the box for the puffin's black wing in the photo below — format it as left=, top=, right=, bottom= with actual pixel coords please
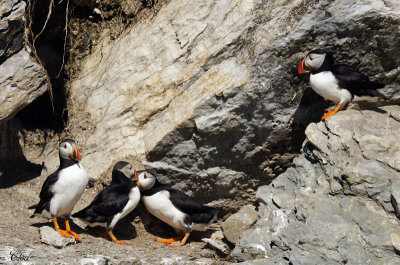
left=166, top=187, right=217, bottom=223
left=331, top=64, right=385, bottom=97
left=33, top=170, right=60, bottom=214
left=73, top=184, right=131, bottom=223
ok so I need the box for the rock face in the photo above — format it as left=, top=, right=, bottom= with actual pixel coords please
left=222, top=205, right=258, bottom=244
left=0, top=0, right=48, bottom=123
left=232, top=106, right=400, bottom=264
left=61, top=0, right=400, bottom=212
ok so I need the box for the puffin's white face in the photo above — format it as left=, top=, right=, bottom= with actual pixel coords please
left=304, top=52, right=326, bottom=71
left=136, top=171, right=156, bottom=190
left=59, top=140, right=81, bottom=162
left=119, top=163, right=135, bottom=179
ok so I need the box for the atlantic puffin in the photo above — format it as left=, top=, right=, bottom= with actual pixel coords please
left=298, top=49, right=385, bottom=120
left=135, top=171, right=217, bottom=247
left=32, top=139, right=88, bottom=242
left=73, top=161, right=140, bottom=245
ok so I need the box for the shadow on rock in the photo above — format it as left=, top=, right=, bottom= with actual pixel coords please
left=0, top=158, right=42, bottom=189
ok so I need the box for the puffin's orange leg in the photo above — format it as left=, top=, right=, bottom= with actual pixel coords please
left=167, top=232, right=190, bottom=247
left=53, top=217, right=71, bottom=238
left=321, top=103, right=343, bottom=120
left=108, top=230, right=131, bottom=245
left=95, top=230, right=111, bottom=241
left=155, top=235, right=183, bottom=244
left=65, top=219, right=82, bottom=242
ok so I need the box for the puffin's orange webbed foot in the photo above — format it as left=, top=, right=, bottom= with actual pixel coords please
left=167, top=232, right=190, bottom=247
left=53, top=217, right=71, bottom=238
left=65, top=219, right=82, bottom=242
left=155, top=235, right=183, bottom=244
left=108, top=231, right=131, bottom=245
left=321, top=103, right=343, bottom=120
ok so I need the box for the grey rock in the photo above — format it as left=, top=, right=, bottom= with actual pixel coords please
left=222, top=205, right=258, bottom=244
left=202, top=238, right=230, bottom=255
left=0, top=48, right=48, bottom=122
left=233, top=106, right=400, bottom=263
left=39, top=226, right=76, bottom=248
left=0, top=0, right=25, bottom=62
left=0, top=0, right=48, bottom=123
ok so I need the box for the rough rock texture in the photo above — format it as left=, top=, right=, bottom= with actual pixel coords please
left=222, top=205, right=258, bottom=244
left=39, top=226, right=76, bottom=248
left=232, top=106, right=400, bottom=264
left=52, top=0, right=400, bottom=213
left=0, top=0, right=48, bottom=122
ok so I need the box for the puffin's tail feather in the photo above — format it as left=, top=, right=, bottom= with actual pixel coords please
left=191, top=206, right=217, bottom=224
left=359, top=87, right=387, bottom=99
left=366, top=81, right=385, bottom=90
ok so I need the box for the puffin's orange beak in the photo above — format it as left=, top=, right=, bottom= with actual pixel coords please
left=72, top=145, right=82, bottom=161
left=132, top=169, right=139, bottom=182
left=298, top=59, right=310, bottom=74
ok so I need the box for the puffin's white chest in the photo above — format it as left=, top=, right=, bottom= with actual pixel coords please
left=108, top=186, right=141, bottom=229
left=50, top=163, right=88, bottom=217
left=142, top=191, right=189, bottom=231
left=310, top=71, right=352, bottom=103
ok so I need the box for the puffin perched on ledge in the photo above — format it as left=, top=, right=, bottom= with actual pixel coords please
left=298, top=49, right=385, bottom=120
left=31, top=139, right=88, bottom=242
left=73, top=161, right=140, bottom=245
left=135, top=171, right=217, bottom=247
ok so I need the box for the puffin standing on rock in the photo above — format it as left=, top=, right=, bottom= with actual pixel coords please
left=73, top=161, right=140, bottom=245
left=31, top=139, right=88, bottom=242
left=298, top=49, right=385, bottom=120
left=135, top=171, right=217, bottom=247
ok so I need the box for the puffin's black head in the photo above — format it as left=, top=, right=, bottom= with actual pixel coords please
left=298, top=49, right=334, bottom=74
left=112, top=161, right=137, bottom=180
left=59, top=139, right=81, bottom=162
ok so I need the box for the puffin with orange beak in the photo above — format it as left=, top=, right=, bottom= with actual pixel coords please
left=136, top=170, right=217, bottom=247
left=298, top=49, right=385, bottom=120
left=31, top=139, right=88, bottom=242
left=73, top=161, right=140, bottom=245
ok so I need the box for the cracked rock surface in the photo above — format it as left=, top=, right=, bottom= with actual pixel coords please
left=232, top=106, right=400, bottom=264
left=0, top=0, right=47, bottom=122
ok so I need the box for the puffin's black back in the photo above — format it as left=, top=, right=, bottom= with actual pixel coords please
left=330, top=64, right=385, bottom=97
left=73, top=169, right=134, bottom=224
left=142, top=179, right=217, bottom=223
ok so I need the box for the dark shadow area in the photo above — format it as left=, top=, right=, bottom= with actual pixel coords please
left=0, top=158, right=43, bottom=189
left=0, top=120, right=43, bottom=188
left=292, top=87, right=331, bottom=125
left=17, top=0, right=70, bottom=131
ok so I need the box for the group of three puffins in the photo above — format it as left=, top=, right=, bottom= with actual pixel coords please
left=31, top=139, right=217, bottom=246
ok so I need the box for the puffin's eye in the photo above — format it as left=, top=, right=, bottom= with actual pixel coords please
left=144, top=174, right=147, bottom=179
left=64, top=144, right=67, bottom=149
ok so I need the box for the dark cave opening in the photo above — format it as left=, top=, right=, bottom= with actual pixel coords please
left=16, top=0, right=70, bottom=131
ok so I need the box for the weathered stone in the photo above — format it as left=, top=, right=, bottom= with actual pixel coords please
left=39, top=226, right=76, bottom=248
left=222, top=205, right=258, bottom=244
left=0, top=0, right=48, bottom=123
left=233, top=106, right=400, bottom=263
left=202, top=238, right=230, bottom=255
left=0, top=0, right=25, bottom=62
left=0, top=48, right=48, bottom=122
